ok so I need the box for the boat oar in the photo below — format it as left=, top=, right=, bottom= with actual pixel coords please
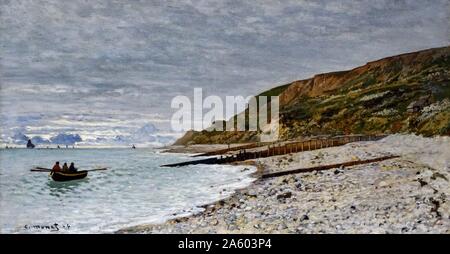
left=30, top=167, right=108, bottom=172
left=85, top=167, right=108, bottom=172
left=30, top=168, right=52, bottom=172
left=36, top=167, right=52, bottom=170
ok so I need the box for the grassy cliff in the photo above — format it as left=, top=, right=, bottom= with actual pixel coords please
left=175, top=46, right=450, bottom=145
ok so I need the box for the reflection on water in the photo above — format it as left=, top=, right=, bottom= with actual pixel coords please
left=46, top=178, right=89, bottom=196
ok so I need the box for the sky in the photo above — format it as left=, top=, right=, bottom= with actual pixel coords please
left=0, top=0, right=449, bottom=146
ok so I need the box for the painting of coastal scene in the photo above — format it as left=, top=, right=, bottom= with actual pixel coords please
left=1, top=0, right=449, bottom=234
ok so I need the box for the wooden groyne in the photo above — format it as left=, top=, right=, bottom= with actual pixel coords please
left=261, top=155, right=400, bottom=179
left=228, top=134, right=386, bottom=160
left=161, top=157, right=220, bottom=167
left=161, top=134, right=387, bottom=167
left=191, top=143, right=266, bottom=157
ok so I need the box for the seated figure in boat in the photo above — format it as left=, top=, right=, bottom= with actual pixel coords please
left=62, top=162, right=69, bottom=172
left=69, top=162, right=77, bottom=172
left=52, top=161, right=61, bottom=172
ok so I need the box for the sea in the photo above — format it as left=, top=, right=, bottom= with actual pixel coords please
left=0, top=148, right=256, bottom=233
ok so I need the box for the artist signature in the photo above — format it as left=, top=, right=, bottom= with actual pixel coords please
left=24, top=223, right=71, bottom=232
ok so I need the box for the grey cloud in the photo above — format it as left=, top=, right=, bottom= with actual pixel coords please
left=0, top=0, right=448, bottom=144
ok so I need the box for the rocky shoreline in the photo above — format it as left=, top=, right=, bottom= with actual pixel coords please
left=118, top=135, right=450, bottom=234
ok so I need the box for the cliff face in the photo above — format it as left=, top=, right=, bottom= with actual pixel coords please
left=280, top=47, right=450, bottom=105
left=175, top=46, right=450, bottom=145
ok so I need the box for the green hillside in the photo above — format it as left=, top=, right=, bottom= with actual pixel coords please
left=175, top=46, right=450, bottom=145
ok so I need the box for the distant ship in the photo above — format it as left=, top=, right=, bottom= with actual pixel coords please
left=26, top=139, right=35, bottom=149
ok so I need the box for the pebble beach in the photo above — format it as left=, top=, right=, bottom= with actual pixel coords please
left=118, top=135, right=450, bottom=234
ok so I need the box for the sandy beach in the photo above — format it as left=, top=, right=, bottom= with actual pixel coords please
left=119, top=135, right=450, bottom=234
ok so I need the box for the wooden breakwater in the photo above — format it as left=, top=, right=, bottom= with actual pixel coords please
left=261, top=155, right=400, bottom=179
left=161, top=134, right=387, bottom=167
left=191, top=143, right=267, bottom=157
left=231, top=134, right=386, bottom=160
left=160, top=157, right=220, bottom=167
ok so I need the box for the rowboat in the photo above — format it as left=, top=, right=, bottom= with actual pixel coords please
left=31, top=167, right=107, bottom=181
left=50, top=171, right=88, bottom=182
